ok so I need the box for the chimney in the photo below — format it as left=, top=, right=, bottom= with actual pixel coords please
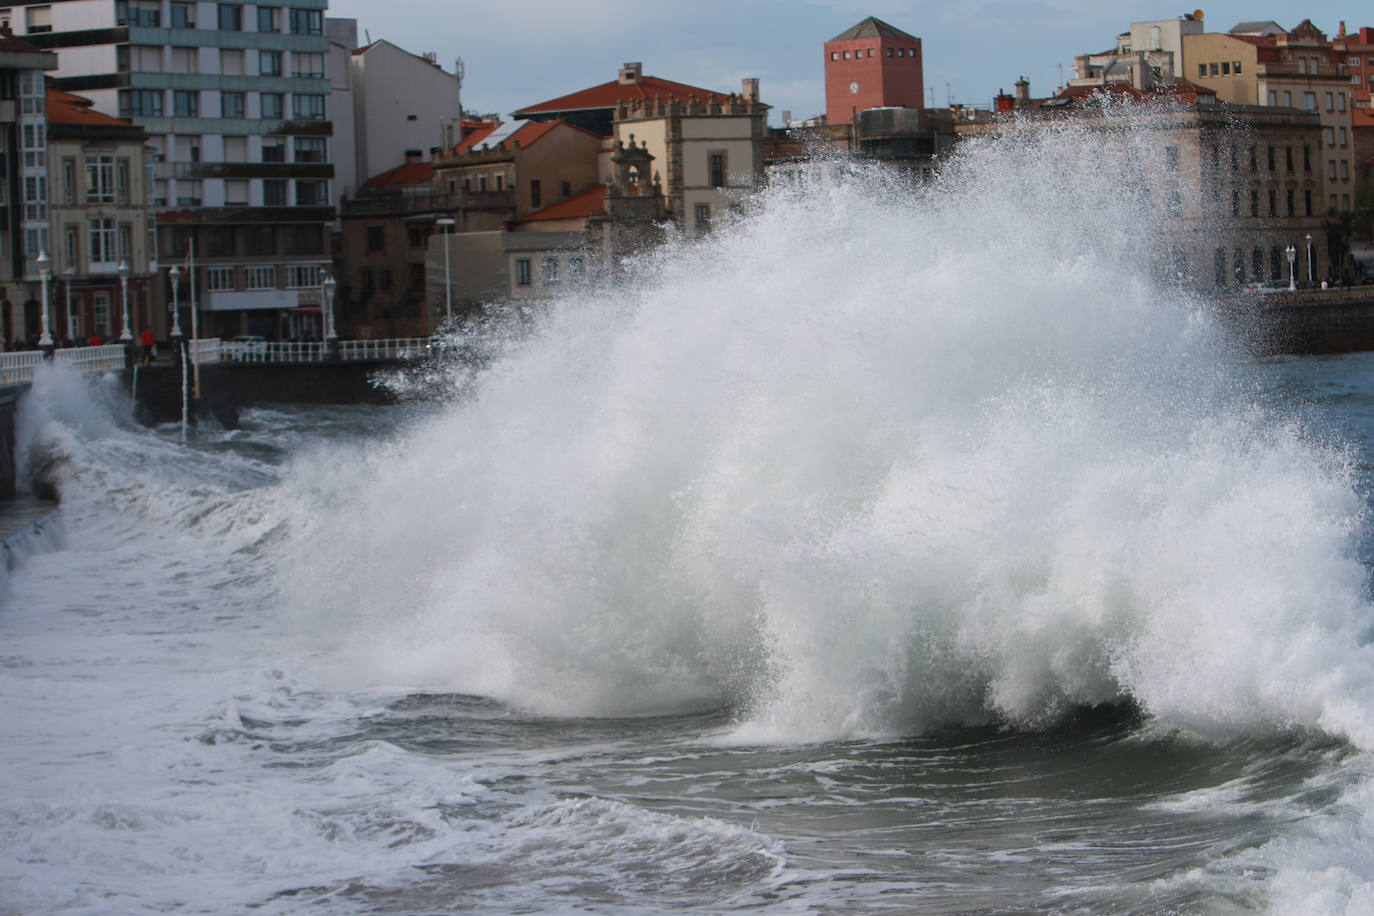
left=1015, top=76, right=1030, bottom=104
left=741, top=77, right=759, bottom=102
left=404, top=148, right=422, bottom=163
left=429, top=146, right=441, bottom=160
left=619, top=62, right=643, bottom=85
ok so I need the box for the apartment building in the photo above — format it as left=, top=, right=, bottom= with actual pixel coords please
left=0, top=30, right=54, bottom=349
left=1184, top=19, right=1356, bottom=214
left=1335, top=26, right=1373, bottom=108
left=4, top=0, right=335, bottom=339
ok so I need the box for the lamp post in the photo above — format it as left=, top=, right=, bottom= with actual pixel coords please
left=321, top=273, right=337, bottom=359
left=169, top=264, right=183, bottom=338
left=62, top=265, right=75, bottom=344
left=117, top=259, right=132, bottom=341
left=36, top=250, right=53, bottom=354
left=436, top=216, right=455, bottom=328
left=1286, top=244, right=1296, bottom=291
left=1305, top=232, right=1314, bottom=284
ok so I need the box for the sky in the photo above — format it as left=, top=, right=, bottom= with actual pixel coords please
left=325, top=1, right=1367, bottom=126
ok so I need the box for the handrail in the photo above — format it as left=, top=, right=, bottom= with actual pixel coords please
left=1, top=344, right=127, bottom=387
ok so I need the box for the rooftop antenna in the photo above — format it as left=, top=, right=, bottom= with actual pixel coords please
left=364, top=28, right=371, bottom=44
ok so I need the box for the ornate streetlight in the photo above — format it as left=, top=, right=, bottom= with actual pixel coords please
left=1305, top=232, right=1314, bottom=284
left=1286, top=244, right=1297, bottom=291
left=117, top=259, right=132, bottom=341
left=36, top=250, right=53, bottom=353
left=62, top=265, right=75, bottom=343
left=321, top=272, right=337, bottom=358
left=436, top=216, right=455, bottom=328
left=169, top=264, right=183, bottom=338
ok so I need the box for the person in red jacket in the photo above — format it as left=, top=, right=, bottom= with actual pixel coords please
left=140, top=329, right=155, bottom=364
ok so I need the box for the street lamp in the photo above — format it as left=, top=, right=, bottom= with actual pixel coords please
left=169, top=264, right=183, bottom=338
left=321, top=273, right=337, bottom=352
left=1286, top=244, right=1296, bottom=291
left=436, top=216, right=455, bottom=328
left=36, top=250, right=52, bottom=352
left=1305, top=232, right=1314, bottom=284
left=117, top=259, right=132, bottom=341
left=63, top=265, right=75, bottom=343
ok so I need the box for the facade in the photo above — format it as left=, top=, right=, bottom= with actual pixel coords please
left=7, top=0, right=336, bottom=340
left=1335, top=26, right=1373, bottom=109
left=46, top=88, right=152, bottom=342
left=611, top=86, right=767, bottom=237
left=1184, top=20, right=1356, bottom=214
left=0, top=31, right=55, bottom=349
left=823, top=16, right=924, bottom=125
left=343, top=38, right=461, bottom=198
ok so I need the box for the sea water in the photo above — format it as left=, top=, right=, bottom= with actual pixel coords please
left=5, top=119, right=1374, bottom=913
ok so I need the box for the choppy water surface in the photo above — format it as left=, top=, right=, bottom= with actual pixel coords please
left=7, top=122, right=1374, bottom=912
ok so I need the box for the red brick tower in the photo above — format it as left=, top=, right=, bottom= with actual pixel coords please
left=824, top=17, right=925, bottom=125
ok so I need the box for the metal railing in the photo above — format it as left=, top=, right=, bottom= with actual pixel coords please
left=1, top=344, right=127, bottom=387
left=211, top=337, right=437, bottom=364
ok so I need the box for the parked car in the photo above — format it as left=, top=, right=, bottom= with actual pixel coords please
left=223, top=336, right=268, bottom=360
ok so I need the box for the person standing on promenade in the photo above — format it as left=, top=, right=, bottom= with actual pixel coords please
left=140, top=329, right=155, bottom=364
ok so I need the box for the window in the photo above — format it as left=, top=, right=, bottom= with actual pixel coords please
left=1286, top=146, right=1293, bottom=172
left=830, top=52, right=837, bottom=61
left=515, top=258, right=531, bottom=285
left=1286, top=188, right=1294, bottom=216
left=206, top=266, right=235, bottom=291
left=530, top=179, right=541, bottom=208
left=288, top=8, right=322, bottom=34
left=221, top=92, right=245, bottom=119
left=173, top=91, right=199, bottom=118
left=85, top=154, right=114, bottom=202
left=115, top=1, right=157, bottom=27
left=1328, top=126, right=1336, bottom=146
left=379, top=268, right=393, bottom=291
left=293, top=136, right=325, bottom=162
left=843, top=51, right=850, bottom=60
left=294, top=180, right=327, bottom=206
left=1282, top=90, right=1291, bottom=107
left=262, top=138, right=286, bottom=162
left=1340, top=127, right=1348, bottom=146
left=1326, top=91, right=1334, bottom=110
left=1166, top=189, right=1181, bottom=216
left=285, top=264, right=322, bottom=288
left=176, top=179, right=202, bottom=206
left=225, top=179, right=248, bottom=205
left=1338, top=92, right=1346, bottom=112
left=1305, top=189, right=1313, bottom=216
left=1250, top=188, right=1258, bottom=217
left=1304, top=92, right=1317, bottom=111
left=1233, top=62, right=1241, bottom=74
left=1342, top=160, right=1350, bottom=180
left=64, top=226, right=76, bottom=269
left=569, top=256, right=584, bottom=282
left=245, top=265, right=275, bottom=289
left=94, top=294, right=109, bottom=334
left=1252, top=248, right=1263, bottom=280
left=709, top=152, right=726, bottom=187
left=260, top=92, right=283, bottom=119
left=263, top=179, right=287, bottom=205
left=1221, top=62, right=1230, bottom=75
left=220, top=48, right=245, bottom=76
left=542, top=257, right=558, bottom=285
left=170, top=2, right=194, bottom=27
left=170, top=46, right=197, bottom=74
left=559, top=179, right=568, bottom=197
left=291, top=52, right=324, bottom=78
left=1198, top=63, right=1206, bottom=78
left=1214, top=247, right=1226, bottom=286
left=88, top=218, right=115, bottom=265
left=257, top=6, right=278, bottom=31
left=1231, top=189, right=1239, bottom=217
left=123, top=45, right=165, bottom=72
left=1268, top=188, right=1277, bottom=217
left=283, top=226, right=321, bottom=255
left=696, top=203, right=711, bottom=230
left=217, top=4, right=241, bottom=30
left=366, top=226, right=384, bottom=252
left=1304, top=145, right=1312, bottom=172
left=176, top=135, right=200, bottom=163
left=223, top=136, right=247, bottom=162
left=23, top=175, right=45, bottom=221
left=1267, top=145, right=1275, bottom=171
left=62, top=158, right=75, bottom=204
left=259, top=50, right=281, bottom=77
left=1267, top=89, right=1277, bottom=106
left=291, top=94, right=326, bottom=120
left=1329, top=159, right=1337, bottom=180
left=1209, top=62, right=1218, bottom=76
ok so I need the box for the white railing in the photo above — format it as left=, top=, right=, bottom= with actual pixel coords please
left=214, top=337, right=436, bottom=363
left=1, top=344, right=126, bottom=387
left=189, top=338, right=222, bottom=365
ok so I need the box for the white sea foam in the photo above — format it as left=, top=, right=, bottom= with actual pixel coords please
left=286, top=120, right=1374, bottom=757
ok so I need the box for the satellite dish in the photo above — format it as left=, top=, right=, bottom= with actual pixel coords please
left=1194, top=9, right=1204, bottom=20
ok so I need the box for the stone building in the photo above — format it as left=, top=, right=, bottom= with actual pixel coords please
left=46, top=88, right=153, bottom=341
left=1184, top=19, right=1356, bottom=214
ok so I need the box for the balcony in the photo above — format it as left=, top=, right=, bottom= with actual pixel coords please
left=340, top=189, right=514, bottom=217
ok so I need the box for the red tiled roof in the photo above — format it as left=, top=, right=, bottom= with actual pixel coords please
left=514, top=184, right=607, bottom=222
left=1352, top=107, right=1374, bottom=128
left=515, top=75, right=724, bottom=116
left=47, top=88, right=135, bottom=126
left=360, top=160, right=433, bottom=192
left=455, top=119, right=598, bottom=155
left=1054, top=81, right=1217, bottom=103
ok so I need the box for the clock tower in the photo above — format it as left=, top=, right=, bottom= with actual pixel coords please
left=823, top=17, right=925, bottom=125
